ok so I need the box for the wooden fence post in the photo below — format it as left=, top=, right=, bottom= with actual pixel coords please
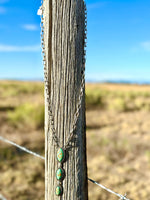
left=43, top=0, right=88, bottom=199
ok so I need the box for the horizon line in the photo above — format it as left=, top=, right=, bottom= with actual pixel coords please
left=1, top=78, right=150, bottom=85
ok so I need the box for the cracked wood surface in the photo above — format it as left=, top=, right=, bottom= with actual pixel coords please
left=44, top=0, right=88, bottom=199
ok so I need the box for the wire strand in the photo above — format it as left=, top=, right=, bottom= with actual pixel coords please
left=0, top=136, right=45, bottom=160
left=88, top=178, right=130, bottom=200
left=0, top=135, right=130, bottom=200
left=0, top=194, right=7, bottom=200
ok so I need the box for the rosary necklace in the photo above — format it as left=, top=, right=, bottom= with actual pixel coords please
left=40, top=0, right=87, bottom=197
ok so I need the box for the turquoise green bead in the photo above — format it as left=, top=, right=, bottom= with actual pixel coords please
left=55, top=185, right=63, bottom=196
left=57, top=148, right=65, bottom=163
left=56, top=168, right=64, bottom=181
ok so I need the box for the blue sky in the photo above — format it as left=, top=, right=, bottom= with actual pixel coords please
left=0, top=0, right=150, bottom=82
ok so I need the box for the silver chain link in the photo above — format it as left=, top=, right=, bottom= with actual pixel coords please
left=40, top=0, right=87, bottom=149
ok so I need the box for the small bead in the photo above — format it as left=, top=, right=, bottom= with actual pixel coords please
left=55, top=185, right=63, bottom=196
left=57, top=148, right=65, bottom=163
left=56, top=168, right=65, bottom=181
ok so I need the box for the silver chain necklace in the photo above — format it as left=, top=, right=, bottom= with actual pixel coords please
left=40, top=0, right=87, bottom=196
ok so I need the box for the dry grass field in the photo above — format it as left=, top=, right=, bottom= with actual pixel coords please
left=0, top=81, right=150, bottom=200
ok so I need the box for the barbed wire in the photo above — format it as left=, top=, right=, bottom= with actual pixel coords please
left=0, top=194, right=7, bottom=200
left=0, top=135, right=130, bottom=200
left=0, top=136, right=45, bottom=160
left=88, top=178, right=130, bottom=200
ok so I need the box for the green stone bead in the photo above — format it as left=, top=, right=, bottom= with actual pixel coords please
left=56, top=168, right=65, bottom=181
left=55, top=185, right=63, bottom=196
left=57, top=148, right=65, bottom=163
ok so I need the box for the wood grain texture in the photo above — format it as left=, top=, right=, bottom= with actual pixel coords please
left=44, top=0, right=88, bottom=199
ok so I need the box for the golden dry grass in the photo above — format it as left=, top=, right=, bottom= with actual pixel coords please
left=0, top=81, right=150, bottom=200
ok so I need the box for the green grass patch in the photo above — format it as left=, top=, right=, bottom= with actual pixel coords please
left=0, top=81, right=44, bottom=98
left=7, top=103, right=44, bottom=129
left=85, top=86, right=150, bottom=112
left=86, top=88, right=106, bottom=109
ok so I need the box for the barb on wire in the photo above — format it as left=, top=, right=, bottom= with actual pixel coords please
left=0, top=136, right=45, bottom=160
left=88, top=178, right=130, bottom=200
left=0, top=194, right=7, bottom=200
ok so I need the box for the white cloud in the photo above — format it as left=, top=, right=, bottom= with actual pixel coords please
left=0, top=6, right=6, bottom=14
left=0, top=44, right=41, bottom=52
left=22, top=24, right=39, bottom=31
left=87, top=2, right=108, bottom=10
left=131, top=41, right=150, bottom=53
left=140, top=41, right=150, bottom=51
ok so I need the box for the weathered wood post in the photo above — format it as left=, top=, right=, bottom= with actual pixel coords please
left=42, top=0, right=88, bottom=199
